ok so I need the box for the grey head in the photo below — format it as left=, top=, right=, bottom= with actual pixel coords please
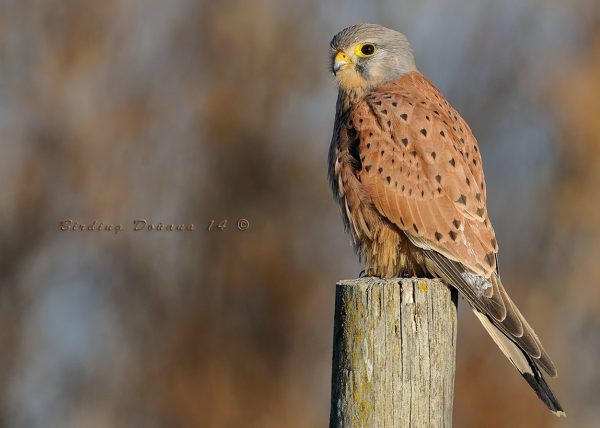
left=329, top=24, right=417, bottom=94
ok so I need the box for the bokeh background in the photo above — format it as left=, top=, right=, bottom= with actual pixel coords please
left=1, top=0, right=599, bottom=427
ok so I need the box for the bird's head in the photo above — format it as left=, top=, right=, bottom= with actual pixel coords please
left=330, top=24, right=417, bottom=94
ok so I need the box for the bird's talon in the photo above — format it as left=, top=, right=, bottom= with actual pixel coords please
left=360, top=269, right=381, bottom=278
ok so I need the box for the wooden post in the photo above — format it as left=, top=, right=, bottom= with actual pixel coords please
left=329, top=277, right=458, bottom=428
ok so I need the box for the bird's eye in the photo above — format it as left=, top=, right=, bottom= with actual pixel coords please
left=355, top=43, right=376, bottom=58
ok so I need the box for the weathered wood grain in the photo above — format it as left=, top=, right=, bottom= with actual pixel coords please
left=329, top=277, right=458, bottom=428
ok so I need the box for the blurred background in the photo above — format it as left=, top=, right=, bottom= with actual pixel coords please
left=1, top=0, right=599, bottom=427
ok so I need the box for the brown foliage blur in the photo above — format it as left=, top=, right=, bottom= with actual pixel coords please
left=0, top=1, right=599, bottom=427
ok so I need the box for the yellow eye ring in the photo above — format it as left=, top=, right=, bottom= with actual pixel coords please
left=355, top=43, right=377, bottom=58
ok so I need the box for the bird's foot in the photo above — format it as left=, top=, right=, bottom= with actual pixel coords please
left=359, top=268, right=379, bottom=278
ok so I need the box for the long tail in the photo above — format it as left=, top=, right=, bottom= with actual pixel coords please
left=423, top=249, right=565, bottom=416
left=473, top=310, right=565, bottom=416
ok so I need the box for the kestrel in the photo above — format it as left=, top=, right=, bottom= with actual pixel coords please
left=328, top=24, right=564, bottom=416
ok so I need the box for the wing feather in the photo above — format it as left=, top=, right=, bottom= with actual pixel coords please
left=349, top=72, right=557, bottom=378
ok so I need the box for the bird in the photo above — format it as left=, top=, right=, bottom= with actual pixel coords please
left=327, top=23, right=564, bottom=416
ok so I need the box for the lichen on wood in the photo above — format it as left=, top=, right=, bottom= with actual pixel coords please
left=330, top=277, right=458, bottom=428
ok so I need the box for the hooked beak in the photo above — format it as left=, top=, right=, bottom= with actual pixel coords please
left=333, top=51, right=352, bottom=74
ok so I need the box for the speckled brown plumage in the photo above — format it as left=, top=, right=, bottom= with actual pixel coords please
left=328, top=24, right=564, bottom=416
left=333, top=73, right=496, bottom=274
left=330, top=70, right=557, bottom=374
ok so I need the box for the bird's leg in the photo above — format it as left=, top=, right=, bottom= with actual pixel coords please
left=401, top=263, right=419, bottom=278
left=359, top=267, right=379, bottom=278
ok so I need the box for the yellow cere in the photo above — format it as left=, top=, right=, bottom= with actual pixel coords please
left=335, top=51, right=350, bottom=64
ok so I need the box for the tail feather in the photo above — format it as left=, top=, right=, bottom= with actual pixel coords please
left=474, top=310, right=566, bottom=417
left=422, top=249, right=564, bottom=415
